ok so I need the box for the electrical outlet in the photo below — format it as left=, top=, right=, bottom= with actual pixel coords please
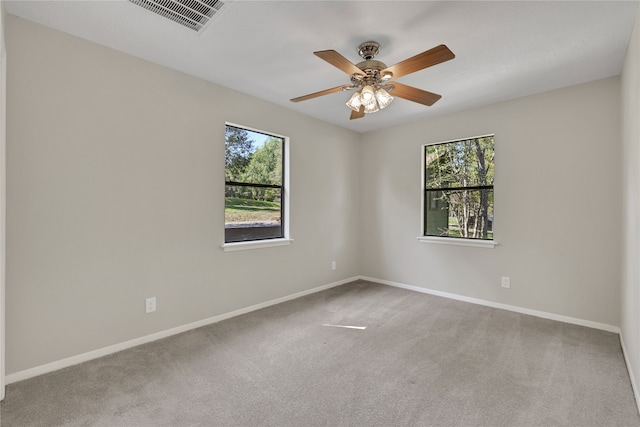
left=331, top=261, right=337, bottom=271
left=501, top=277, right=511, bottom=289
left=145, top=297, right=156, bottom=314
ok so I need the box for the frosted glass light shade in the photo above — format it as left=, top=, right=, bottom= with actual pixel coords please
left=360, top=85, right=375, bottom=102
left=375, top=88, right=393, bottom=109
left=346, top=92, right=362, bottom=112
left=363, top=98, right=379, bottom=113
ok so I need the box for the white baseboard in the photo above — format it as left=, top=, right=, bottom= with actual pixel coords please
left=620, top=334, right=640, bottom=415
left=4, top=275, right=624, bottom=386
left=5, top=276, right=359, bottom=385
left=360, top=276, right=621, bottom=334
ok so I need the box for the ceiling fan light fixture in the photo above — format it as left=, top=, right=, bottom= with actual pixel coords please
left=346, top=92, right=363, bottom=112
left=375, top=88, right=393, bottom=109
left=360, top=85, right=375, bottom=103
left=363, top=98, right=379, bottom=114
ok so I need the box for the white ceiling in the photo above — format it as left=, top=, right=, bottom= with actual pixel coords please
left=5, top=0, right=640, bottom=133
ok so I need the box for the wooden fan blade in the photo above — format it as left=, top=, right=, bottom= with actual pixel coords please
left=314, top=50, right=363, bottom=76
left=389, top=82, right=442, bottom=106
left=382, top=45, right=454, bottom=79
left=290, top=85, right=351, bottom=103
left=350, top=105, right=365, bottom=120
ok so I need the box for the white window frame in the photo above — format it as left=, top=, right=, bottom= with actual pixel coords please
left=418, top=134, right=497, bottom=249
left=222, top=123, right=291, bottom=252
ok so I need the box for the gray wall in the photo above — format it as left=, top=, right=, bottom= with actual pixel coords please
left=621, top=7, right=640, bottom=404
left=5, top=15, right=361, bottom=374
left=360, top=77, right=622, bottom=327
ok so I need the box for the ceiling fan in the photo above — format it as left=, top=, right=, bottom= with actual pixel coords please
left=290, top=41, right=455, bottom=120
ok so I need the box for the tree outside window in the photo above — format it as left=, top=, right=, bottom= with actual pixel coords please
left=424, top=135, right=495, bottom=240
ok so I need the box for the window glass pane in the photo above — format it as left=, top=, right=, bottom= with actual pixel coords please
left=225, top=185, right=282, bottom=243
left=224, top=124, right=286, bottom=245
left=425, top=136, right=494, bottom=189
left=425, top=189, right=493, bottom=240
left=225, top=126, right=282, bottom=186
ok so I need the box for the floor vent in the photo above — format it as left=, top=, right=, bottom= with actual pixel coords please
left=129, top=0, right=226, bottom=33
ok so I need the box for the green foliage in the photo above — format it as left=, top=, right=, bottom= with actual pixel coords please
left=242, top=138, right=282, bottom=201
left=225, top=126, right=254, bottom=182
left=224, top=127, right=283, bottom=203
left=243, top=138, right=282, bottom=185
left=425, top=137, right=494, bottom=188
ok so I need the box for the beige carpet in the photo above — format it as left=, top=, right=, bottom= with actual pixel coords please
left=1, top=280, right=639, bottom=426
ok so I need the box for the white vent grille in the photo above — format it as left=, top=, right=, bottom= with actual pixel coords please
left=129, top=0, right=226, bottom=32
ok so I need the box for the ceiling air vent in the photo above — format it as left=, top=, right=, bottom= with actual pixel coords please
left=129, top=0, right=226, bottom=32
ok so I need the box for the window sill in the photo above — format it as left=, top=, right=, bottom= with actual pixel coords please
left=222, top=238, right=293, bottom=252
left=417, top=236, right=497, bottom=248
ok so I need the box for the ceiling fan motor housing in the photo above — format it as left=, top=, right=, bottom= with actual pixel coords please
left=352, top=59, right=390, bottom=88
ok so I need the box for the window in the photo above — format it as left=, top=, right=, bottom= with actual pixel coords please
left=421, top=135, right=495, bottom=246
left=224, top=124, right=289, bottom=248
